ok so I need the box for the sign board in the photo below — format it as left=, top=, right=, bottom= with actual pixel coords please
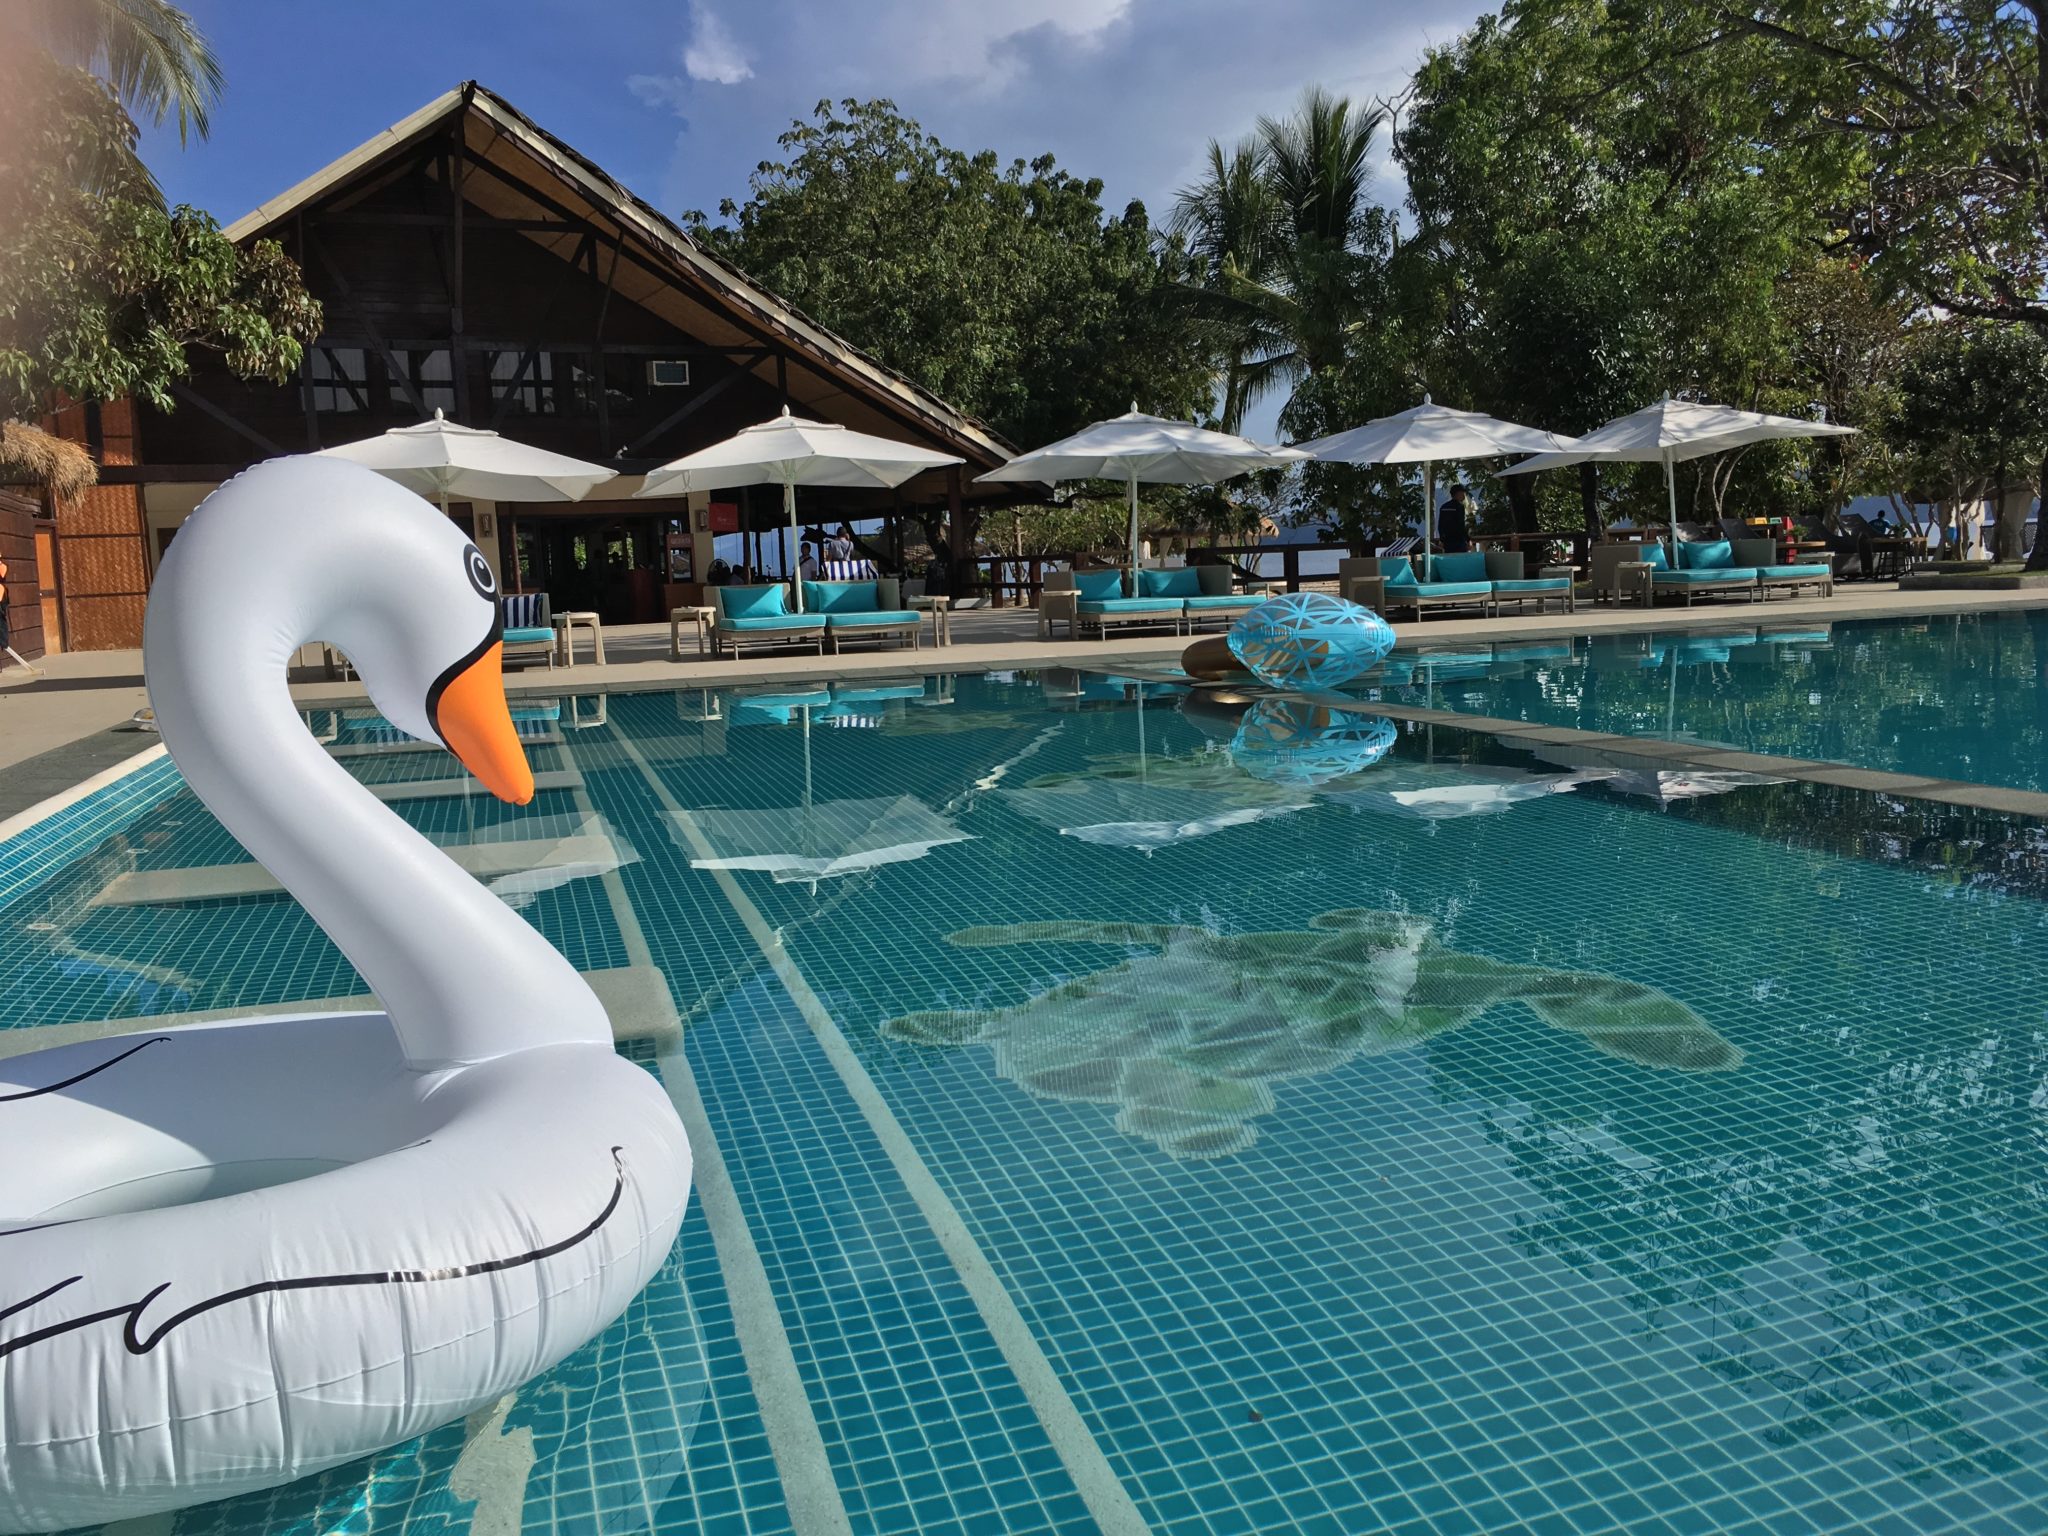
left=708, top=501, right=740, bottom=533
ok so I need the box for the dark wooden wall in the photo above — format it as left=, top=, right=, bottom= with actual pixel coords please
left=45, top=400, right=149, bottom=650
left=136, top=150, right=791, bottom=470
left=0, top=489, right=43, bottom=661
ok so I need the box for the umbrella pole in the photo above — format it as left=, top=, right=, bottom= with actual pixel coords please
left=1423, top=462, right=1435, bottom=566
left=786, top=482, right=803, bottom=613
left=1128, top=471, right=1140, bottom=592
left=1665, top=452, right=1680, bottom=567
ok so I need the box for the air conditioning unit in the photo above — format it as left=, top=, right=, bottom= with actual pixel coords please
left=646, top=359, right=691, bottom=387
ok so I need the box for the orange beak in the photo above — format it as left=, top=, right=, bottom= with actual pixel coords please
left=430, top=641, right=535, bottom=804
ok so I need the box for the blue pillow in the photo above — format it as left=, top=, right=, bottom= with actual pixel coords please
left=1428, top=552, right=1489, bottom=583
left=1681, top=539, right=1734, bottom=571
left=1137, top=567, right=1202, bottom=597
left=1073, top=568, right=1124, bottom=600
left=802, top=580, right=878, bottom=614
left=1640, top=544, right=1670, bottom=570
left=1383, top=560, right=1420, bottom=589
left=720, top=584, right=787, bottom=620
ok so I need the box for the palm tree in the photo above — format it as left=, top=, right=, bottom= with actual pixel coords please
left=1171, top=87, right=1387, bottom=432
left=2, top=0, right=222, bottom=143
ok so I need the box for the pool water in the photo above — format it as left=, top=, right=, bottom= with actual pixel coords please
left=1370, top=609, right=2048, bottom=792
left=4, top=667, right=2048, bottom=1536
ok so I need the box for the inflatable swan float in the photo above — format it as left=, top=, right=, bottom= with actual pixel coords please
left=0, top=458, right=692, bottom=1532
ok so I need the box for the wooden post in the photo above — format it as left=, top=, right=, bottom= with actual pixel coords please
left=448, top=128, right=470, bottom=422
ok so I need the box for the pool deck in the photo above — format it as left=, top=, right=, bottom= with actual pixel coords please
left=5, top=581, right=2048, bottom=825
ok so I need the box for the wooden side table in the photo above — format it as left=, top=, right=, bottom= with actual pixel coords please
left=554, top=610, right=605, bottom=667
left=669, top=605, right=716, bottom=660
left=1037, top=590, right=1077, bottom=640
left=910, top=593, right=952, bottom=645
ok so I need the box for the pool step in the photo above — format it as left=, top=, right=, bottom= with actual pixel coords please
left=365, top=769, right=582, bottom=802
left=90, top=831, right=619, bottom=907
left=0, top=963, right=680, bottom=1065
left=327, top=732, right=564, bottom=758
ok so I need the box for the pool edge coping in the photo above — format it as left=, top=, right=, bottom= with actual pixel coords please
left=0, top=741, right=167, bottom=845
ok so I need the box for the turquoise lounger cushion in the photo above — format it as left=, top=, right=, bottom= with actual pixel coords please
left=1076, top=598, right=1180, bottom=614
left=1490, top=577, right=1570, bottom=593
left=1681, top=539, right=1736, bottom=570
left=1408, top=581, right=1493, bottom=599
left=1181, top=594, right=1260, bottom=610
left=1383, top=560, right=1420, bottom=589
left=822, top=609, right=920, bottom=628
left=1427, top=552, right=1490, bottom=583
left=1652, top=568, right=1756, bottom=585
left=1137, top=567, right=1203, bottom=598
left=720, top=614, right=825, bottom=632
left=718, top=584, right=788, bottom=620
left=501, top=626, right=554, bottom=645
left=802, top=580, right=880, bottom=614
left=1073, top=568, right=1124, bottom=600
left=1760, top=563, right=1830, bottom=579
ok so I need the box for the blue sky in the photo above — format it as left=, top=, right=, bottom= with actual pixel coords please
left=141, top=0, right=1484, bottom=443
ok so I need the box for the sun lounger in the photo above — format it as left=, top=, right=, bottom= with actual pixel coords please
left=802, top=578, right=925, bottom=651
left=1645, top=540, right=1761, bottom=604
left=499, top=593, right=556, bottom=668
left=1731, top=538, right=1833, bottom=599
left=711, top=584, right=827, bottom=657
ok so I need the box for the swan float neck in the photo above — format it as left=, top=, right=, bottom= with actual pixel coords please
left=141, top=458, right=608, bottom=1068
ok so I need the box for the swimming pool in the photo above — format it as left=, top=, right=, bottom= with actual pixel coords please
left=1371, top=609, right=2048, bottom=793
left=6, top=671, right=2048, bottom=1535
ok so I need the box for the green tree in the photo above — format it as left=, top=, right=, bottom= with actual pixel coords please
left=0, top=0, right=223, bottom=163
left=0, top=41, right=321, bottom=426
left=1894, top=323, right=2048, bottom=559
left=1392, top=1, right=1830, bottom=537
left=697, top=99, right=1212, bottom=449
left=1171, top=87, right=1395, bottom=433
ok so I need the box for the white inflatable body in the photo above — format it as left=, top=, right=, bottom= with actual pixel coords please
left=0, top=459, right=693, bottom=1533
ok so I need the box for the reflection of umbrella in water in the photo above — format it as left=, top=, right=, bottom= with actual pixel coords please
left=690, top=794, right=973, bottom=884
left=1322, top=760, right=1617, bottom=820
left=1004, top=753, right=1309, bottom=853
left=691, top=698, right=970, bottom=886
left=1526, top=741, right=1781, bottom=802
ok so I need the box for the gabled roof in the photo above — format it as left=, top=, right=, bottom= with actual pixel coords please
left=225, top=82, right=1014, bottom=473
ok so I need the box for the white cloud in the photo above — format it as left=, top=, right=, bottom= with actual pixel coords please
left=683, top=0, right=754, bottom=85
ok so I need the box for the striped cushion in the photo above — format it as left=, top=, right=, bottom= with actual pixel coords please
left=501, top=594, right=548, bottom=627
left=821, top=558, right=876, bottom=580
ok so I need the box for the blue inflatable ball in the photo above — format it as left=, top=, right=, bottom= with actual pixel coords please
left=1230, top=699, right=1398, bottom=786
left=1226, top=592, right=1396, bottom=691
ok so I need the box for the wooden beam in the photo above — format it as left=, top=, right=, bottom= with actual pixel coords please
left=313, top=211, right=582, bottom=232
left=166, top=383, right=287, bottom=457
left=308, top=234, right=428, bottom=419
left=447, top=125, right=470, bottom=421
left=317, top=337, right=769, bottom=359
left=619, top=366, right=746, bottom=457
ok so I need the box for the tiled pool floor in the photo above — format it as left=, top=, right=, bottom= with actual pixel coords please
left=5, top=670, right=2048, bottom=1535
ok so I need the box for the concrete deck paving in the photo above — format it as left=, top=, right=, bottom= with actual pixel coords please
left=6, top=580, right=2048, bottom=825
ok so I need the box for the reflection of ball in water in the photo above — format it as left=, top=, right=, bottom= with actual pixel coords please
left=1226, top=592, right=1396, bottom=690
left=1230, top=699, right=1397, bottom=786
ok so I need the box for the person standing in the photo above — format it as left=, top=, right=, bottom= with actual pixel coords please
left=828, top=525, right=855, bottom=563
left=1438, top=484, right=1472, bottom=554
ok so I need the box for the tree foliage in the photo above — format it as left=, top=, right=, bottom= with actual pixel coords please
left=1170, top=87, right=1396, bottom=432
left=0, top=65, right=321, bottom=424
left=694, top=99, right=1214, bottom=449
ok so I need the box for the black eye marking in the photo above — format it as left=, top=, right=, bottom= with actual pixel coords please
left=463, top=545, right=497, bottom=599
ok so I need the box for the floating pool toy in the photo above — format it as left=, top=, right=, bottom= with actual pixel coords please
left=1181, top=591, right=1395, bottom=689
left=0, top=459, right=692, bottom=1533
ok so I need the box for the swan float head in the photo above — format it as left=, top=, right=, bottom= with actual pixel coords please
left=149, top=456, right=533, bottom=802
left=143, top=456, right=612, bottom=1066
